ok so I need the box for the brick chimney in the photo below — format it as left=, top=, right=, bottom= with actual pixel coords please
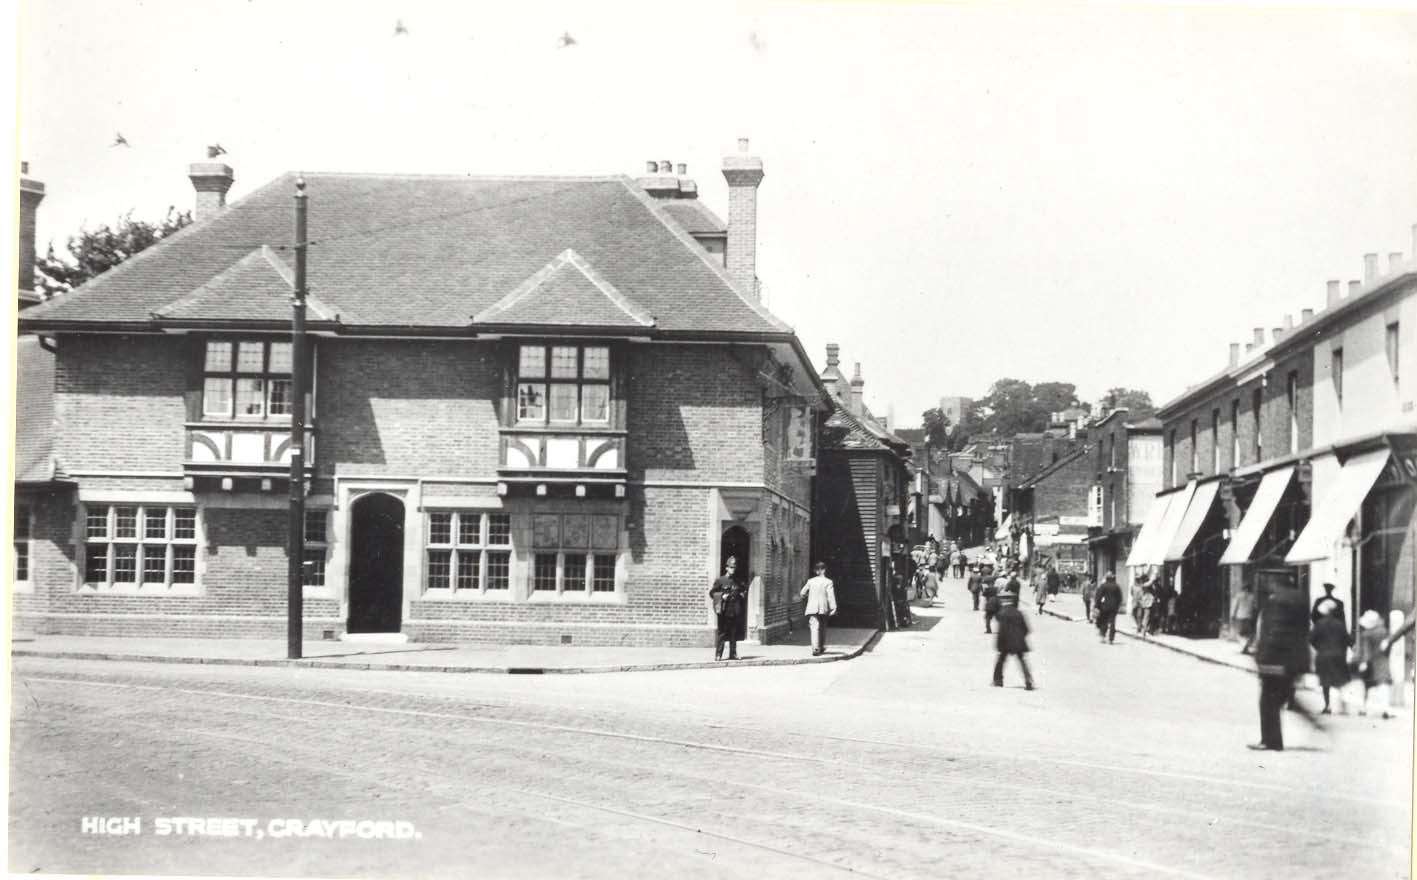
left=849, top=362, right=864, bottom=415
left=1228, top=343, right=1240, bottom=367
left=1348, top=280, right=1361, bottom=298
left=1326, top=280, right=1341, bottom=307
left=18, top=161, right=44, bottom=307
left=820, top=343, right=846, bottom=401
left=1390, top=252, right=1404, bottom=275
left=1364, top=253, right=1379, bottom=284
left=188, top=147, right=234, bottom=222
left=722, top=137, right=764, bottom=301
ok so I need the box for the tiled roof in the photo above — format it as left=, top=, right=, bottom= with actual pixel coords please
left=22, top=174, right=787, bottom=335
left=152, top=246, right=336, bottom=322
left=821, top=399, right=911, bottom=455
left=659, top=200, right=726, bottom=235
left=473, top=249, right=654, bottom=329
left=14, top=336, right=56, bottom=483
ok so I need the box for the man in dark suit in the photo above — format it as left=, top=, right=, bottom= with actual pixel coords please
left=1251, top=583, right=1319, bottom=751
left=710, top=556, right=746, bottom=661
left=1310, top=581, right=1346, bottom=626
left=1094, top=572, right=1124, bottom=644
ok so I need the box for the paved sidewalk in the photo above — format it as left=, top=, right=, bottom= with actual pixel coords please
left=7, top=625, right=878, bottom=674
left=1039, top=592, right=1260, bottom=673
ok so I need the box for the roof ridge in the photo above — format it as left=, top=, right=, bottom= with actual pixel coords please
left=614, top=176, right=793, bottom=334
left=297, top=171, right=625, bottom=182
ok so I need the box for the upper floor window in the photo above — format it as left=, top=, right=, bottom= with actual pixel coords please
left=13, top=502, right=31, bottom=583
left=1210, top=408, right=1219, bottom=474
left=83, top=504, right=197, bottom=589
left=1387, top=323, right=1400, bottom=389
left=1230, top=399, right=1239, bottom=469
left=1287, top=371, right=1299, bottom=455
left=1108, top=434, right=1116, bottom=470
left=1189, top=419, right=1198, bottom=475
left=204, top=340, right=292, bottom=420
left=1332, top=347, right=1344, bottom=407
left=517, top=344, right=610, bottom=426
left=1168, top=430, right=1177, bottom=485
left=1252, top=387, right=1263, bottom=461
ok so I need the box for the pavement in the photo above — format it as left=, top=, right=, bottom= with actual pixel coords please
left=10, top=584, right=1413, bottom=879
left=7, top=624, right=879, bottom=674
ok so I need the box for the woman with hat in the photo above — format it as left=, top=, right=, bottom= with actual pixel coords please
left=1355, top=609, right=1394, bottom=719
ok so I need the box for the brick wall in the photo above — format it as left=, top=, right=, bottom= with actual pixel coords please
left=54, top=334, right=188, bottom=472
left=1031, top=453, right=1093, bottom=520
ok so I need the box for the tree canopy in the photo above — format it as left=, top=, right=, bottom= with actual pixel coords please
left=1099, top=387, right=1157, bottom=420
left=973, top=378, right=1086, bottom=437
left=35, top=207, right=193, bottom=298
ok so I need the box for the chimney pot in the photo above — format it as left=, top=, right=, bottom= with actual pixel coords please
left=675, top=162, right=686, bottom=176
left=645, top=160, right=658, bottom=173
left=1272, top=327, right=1284, bottom=344
left=1391, top=252, right=1404, bottom=274
left=1252, top=327, right=1265, bottom=345
left=1283, top=313, right=1293, bottom=330
left=738, top=137, right=750, bottom=152
left=849, top=362, right=864, bottom=415
left=825, top=343, right=839, bottom=364
left=1301, top=307, right=1314, bottom=323
left=1326, top=280, right=1341, bottom=307
left=1364, top=252, right=1379, bottom=283
left=1228, top=343, right=1240, bottom=367
left=1245, top=342, right=1256, bottom=354
left=1349, top=280, right=1361, bottom=298
left=658, top=160, right=672, bottom=173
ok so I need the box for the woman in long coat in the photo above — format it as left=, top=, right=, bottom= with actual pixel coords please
left=1308, top=606, right=1351, bottom=714
left=1355, top=610, right=1393, bottom=718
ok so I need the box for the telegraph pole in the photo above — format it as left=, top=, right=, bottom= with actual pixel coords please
left=286, top=177, right=308, bottom=660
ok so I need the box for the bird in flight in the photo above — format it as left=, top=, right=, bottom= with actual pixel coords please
left=111, top=132, right=130, bottom=148
left=394, top=19, right=408, bottom=36
left=207, top=143, right=227, bottom=158
left=556, top=31, right=577, bottom=48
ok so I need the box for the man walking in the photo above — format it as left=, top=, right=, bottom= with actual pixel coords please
left=799, top=561, right=837, bottom=656
left=709, top=556, right=746, bottom=661
left=1251, top=583, right=1318, bottom=751
left=982, top=567, right=1000, bottom=634
left=1081, top=574, right=1097, bottom=623
left=967, top=564, right=984, bottom=611
left=1232, top=583, right=1257, bottom=654
left=992, top=594, right=1035, bottom=690
left=1094, top=572, right=1124, bottom=644
left=952, top=548, right=965, bottom=578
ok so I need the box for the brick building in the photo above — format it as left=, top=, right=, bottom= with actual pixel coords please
left=13, top=144, right=828, bottom=647
left=814, top=346, right=912, bottom=629
left=1136, top=231, right=1416, bottom=643
left=1010, top=446, right=1094, bottom=573
left=1086, top=408, right=1163, bottom=600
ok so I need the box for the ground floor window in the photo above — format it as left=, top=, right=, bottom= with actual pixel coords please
left=425, top=511, right=512, bottom=595
left=13, top=502, right=31, bottom=583
left=531, top=512, right=620, bottom=595
left=83, top=504, right=198, bottom=589
left=303, top=508, right=329, bottom=587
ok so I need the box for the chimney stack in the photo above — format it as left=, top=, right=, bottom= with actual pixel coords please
left=645, top=160, right=658, bottom=173
left=722, top=137, right=764, bottom=301
left=658, top=159, right=672, bottom=174
left=1348, top=280, right=1361, bottom=298
left=1283, top=313, right=1294, bottom=330
left=821, top=343, right=845, bottom=400
left=1326, top=280, right=1341, bottom=307
left=1301, top=307, right=1314, bottom=323
left=1364, top=253, right=1379, bottom=284
left=1252, top=327, right=1265, bottom=347
left=1391, top=252, right=1404, bottom=275
left=675, top=163, right=687, bottom=176
left=188, top=153, right=235, bottom=222
left=1228, top=343, right=1240, bottom=367
left=1272, top=327, right=1284, bottom=344
left=850, top=362, right=864, bottom=416
left=18, top=161, right=45, bottom=304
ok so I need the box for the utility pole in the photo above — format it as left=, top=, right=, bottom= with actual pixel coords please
left=286, top=177, right=308, bottom=660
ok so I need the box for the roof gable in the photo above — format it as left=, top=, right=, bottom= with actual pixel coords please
left=472, top=249, right=653, bottom=329
left=152, top=246, right=336, bottom=322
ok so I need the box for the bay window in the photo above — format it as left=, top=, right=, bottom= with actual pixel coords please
left=516, top=344, right=611, bottom=426
left=203, top=339, right=293, bottom=419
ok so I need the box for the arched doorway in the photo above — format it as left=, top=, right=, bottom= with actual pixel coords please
left=720, top=525, right=751, bottom=588
left=348, top=493, right=405, bottom=634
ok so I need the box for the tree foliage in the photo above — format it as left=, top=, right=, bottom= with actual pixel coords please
left=921, top=407, right=952, bottom=448
left=974, top=378, right=1086, bottom=437
left=1099, top=387, right=1157, bottom=420
left=35, top=207, right=193, bottom=298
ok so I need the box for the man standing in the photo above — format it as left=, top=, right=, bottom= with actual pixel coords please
left=1310, top=581, right=1346, bottom=626
left=967, top=564, right=984, bottom=611
left=1081, top=574, right=1097, bottom=623
left=1046, top=561, right=1061, bottom=596
left=1251, top=583, right=1317, bottom=751
left=952, top=548, right=965, bottom=578
left=709, top=556, right=746, bottom=661
left=992, top=594, right=1035, bottom=690
left=799, top=561, right=837, bottom=656
left=1094, top=572, right=1124, bottom=644
left=982, top=567, right=1000, bottom=634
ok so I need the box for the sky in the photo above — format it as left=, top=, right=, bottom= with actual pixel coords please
left=8, top=0, right=1417, bottom=429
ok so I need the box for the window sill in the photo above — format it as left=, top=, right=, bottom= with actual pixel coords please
left=186, top=419, right=305, bottom=429
left=417, top=589, right=517, bottom=602
left=502, top=426, right=625, bottom=436
left=78, top=584, right=203, bottom=597
left=527, top=592, right=625, bottom=604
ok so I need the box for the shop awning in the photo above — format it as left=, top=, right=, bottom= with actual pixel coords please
left=1285, top=449, right=1390, bottom=564
left=1220, top=465, right=1294, bottom=565
left=995, top=514, right=1013, bottom=541
left=1124, top=491, right=1176, bottom=567
left=1134, top=481, right=1197, bottom=566
left=1164, top=479, right=1223, bottom=562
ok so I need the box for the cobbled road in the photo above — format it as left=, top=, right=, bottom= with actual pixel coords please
left=10, top=584, right=1413, bottom=879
